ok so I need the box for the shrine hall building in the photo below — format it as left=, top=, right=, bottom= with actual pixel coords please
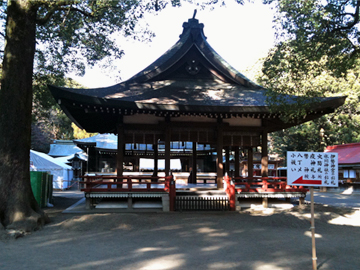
left=49, top=15, right=345, bottom=189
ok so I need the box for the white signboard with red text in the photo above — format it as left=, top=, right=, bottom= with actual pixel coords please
left=287, top=151, right=338, bottom=187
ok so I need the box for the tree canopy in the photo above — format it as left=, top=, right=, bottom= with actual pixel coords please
left=266, top=63, right=360, bottom=157
left=261, top=0, right=360, bottom=157
left=264, top=0, right=360, bottom=77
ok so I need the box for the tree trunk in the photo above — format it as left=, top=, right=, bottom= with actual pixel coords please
left=0, top=1, right=49, bottom=231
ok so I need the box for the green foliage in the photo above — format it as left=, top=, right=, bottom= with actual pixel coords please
left=34, top=0, right=155, bottom=77
left=265, top=0, right=360, bottom=77
left=259, top=0, right=359, bottom=116
left=265, top=64, right=360, bottom=158
left=259, top=0, right=360, bottom=154
left=72, top=123, right=97, bottom=139
left=269, top=121, right=323, bottom=155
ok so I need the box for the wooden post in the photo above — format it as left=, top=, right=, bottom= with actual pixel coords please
left=165, top=117, right=171, bottom=176
left=153, top=143, right=158, bottom=178
left=167, top=175, right=176, bottom=211
left=261, top=130, right=268, bottom=177
left=262, top=197, right=268, bottom=208
left=192, top=141, right=197, bottom=184
left=261, top=130, right=269, bottom=208
left=248, top=147, right=253, bottom=178
left=127, top=196, right=133, bottom=210
left=225, top=146, right=230, bottom=175
left=299, top=197, right=305, bottom=207
left=95, top=150, right=99, bottom=173
left=87, top=147, right=97, bottom=173
left=310, top=187, right=317, bottom=270
left=216, top=119, right=224, bottom=189
left=235, top=147, right=240, bottom=177
left=117, top=118, right=124, bottom=178
left=134, top=158, right=139, bottom=172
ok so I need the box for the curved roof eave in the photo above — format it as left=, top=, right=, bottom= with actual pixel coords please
left=50, top=83, right=345, bottom=116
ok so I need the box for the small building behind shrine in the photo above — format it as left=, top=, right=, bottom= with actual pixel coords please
left=325, top=143, right=360, bottom=184
left=48, top=140, right=83, bottom=158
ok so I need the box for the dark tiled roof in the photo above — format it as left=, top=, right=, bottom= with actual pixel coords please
left=49, top=17, right=271, bottom=110
left=49, top=16, right=345, bottom=133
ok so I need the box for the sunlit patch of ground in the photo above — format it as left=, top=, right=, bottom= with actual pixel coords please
left=304, top=231, right=322, bottom=238
left=137, top=254, right=185, bottom=269
left=328, top=208, right=360, bottom=227
left=341, top=186, right=354, bottom=195
left=285, top=204, right=360, bottom=227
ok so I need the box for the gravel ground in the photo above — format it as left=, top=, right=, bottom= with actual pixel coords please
left=1, top=194, right=360, bottom=270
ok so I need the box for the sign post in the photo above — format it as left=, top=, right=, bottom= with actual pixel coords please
left=287, top=151, right=338, bottom=270
left=310, top=187, right=316, bottom=270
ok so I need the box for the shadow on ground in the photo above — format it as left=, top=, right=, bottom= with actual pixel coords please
left=1, top=196, right=359, bottom=270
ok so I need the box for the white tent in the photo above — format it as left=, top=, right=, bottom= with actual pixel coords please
left=30, top=150, right=73, bottom=190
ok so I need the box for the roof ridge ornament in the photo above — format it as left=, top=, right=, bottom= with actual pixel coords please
left=180, top=10, right=206, bottom=40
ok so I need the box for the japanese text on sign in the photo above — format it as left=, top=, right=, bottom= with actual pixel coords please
left=287, top=151, right=338, bottom=187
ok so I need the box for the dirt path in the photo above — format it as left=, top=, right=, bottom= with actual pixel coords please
left=1, top=195, right=360, bottom=270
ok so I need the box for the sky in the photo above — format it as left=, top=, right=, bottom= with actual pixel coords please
left=70, top=1, right=276, bottom=88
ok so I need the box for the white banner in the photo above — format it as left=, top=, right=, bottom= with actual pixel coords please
left=287, top=151, right=338, bottom=187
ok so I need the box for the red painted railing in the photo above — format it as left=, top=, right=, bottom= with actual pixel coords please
left=231, top=176, right=308, bottom=193
left=80, top=175, right=173, bottom=193
left=80, top=175, right=176, bottom=211
left=224, top=176, right=308, bottom=211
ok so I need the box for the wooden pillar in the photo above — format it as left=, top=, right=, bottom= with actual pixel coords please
left=165, top=117, right=171, bottom=176
left=261, top=130, right=268, bottom=177
left=225, top=146, right=230, bottom=175
left=153, top=143, right=158, bottom=177
left=192, top=141, right=197, bottom=184
left=216, top=119, right=224, bottom=189
left=95, top=150, right=99, bottom=172
left=262, top=197, right=268, bottom=208
left=117, top=117, right=124, bottom=178
left=248, top=147, right=253, bottom=178
left=136, top=158, right=140, bottom=172
left=261, top=130, right=269, bottom=208
left=87, top=147, right=97, bottom=173
left=299, top=197, right=305, bottom=207
left=235, top=147, right=240, bottom=177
